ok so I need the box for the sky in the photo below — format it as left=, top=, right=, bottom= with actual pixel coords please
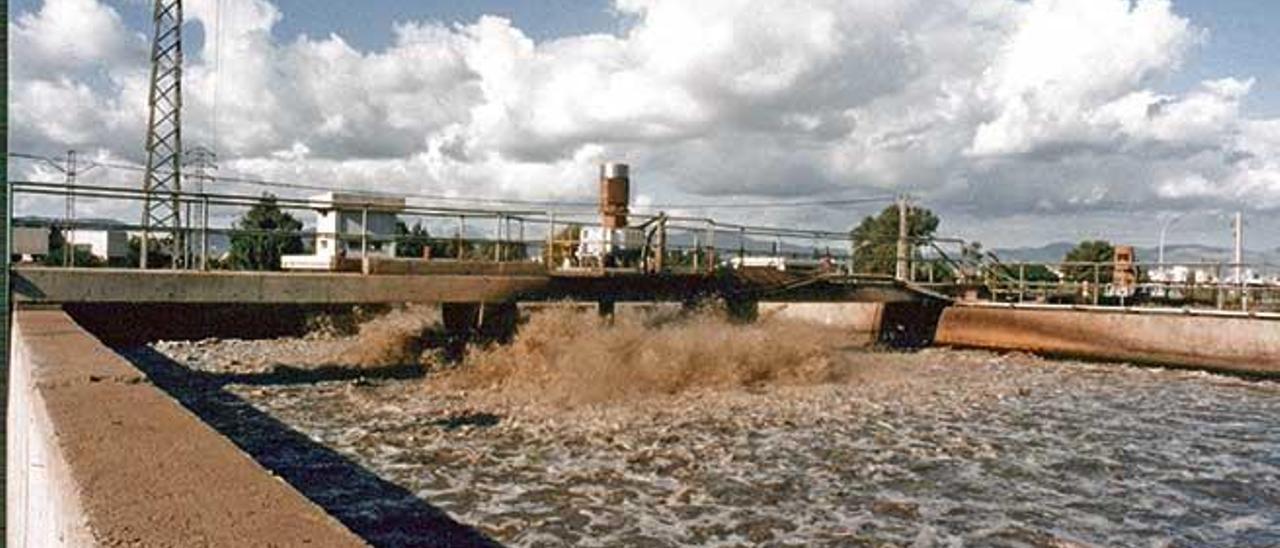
left=8, top=0, right=1280, bottom=251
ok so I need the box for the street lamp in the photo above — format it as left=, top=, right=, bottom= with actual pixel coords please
left=1157, top=212, right=1186, bottom=269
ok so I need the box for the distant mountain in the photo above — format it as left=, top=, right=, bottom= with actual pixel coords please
left=992, top=241, right=1280, bottom=265
left=988, top=242, right=1076, bottom=263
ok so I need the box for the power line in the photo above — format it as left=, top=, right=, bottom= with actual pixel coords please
left=9, top=151, right=896, bottom=211
left=648, top=195, right=895, bottom=210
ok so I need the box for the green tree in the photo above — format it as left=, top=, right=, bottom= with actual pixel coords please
left=395, top=221, right=436, bottom=258
left=227, top=194, right=304, bottom=271
left=1062, top=240, right=1114, bottom=283
left=42, top=226, right=105, bottom=268
left=127, top=235, right=174, bottom=269
left=850, top=204, right=940, bottom=275
left=1020, top=263, right=1061, bottom=283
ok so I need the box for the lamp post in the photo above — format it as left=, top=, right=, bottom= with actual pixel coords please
left=1157, top=212, right=1186, bottom=269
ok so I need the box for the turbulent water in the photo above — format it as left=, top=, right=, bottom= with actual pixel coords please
left=140, top=309, right=1280, bottom=547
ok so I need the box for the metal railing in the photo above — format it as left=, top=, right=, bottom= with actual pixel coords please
left=911, top=255, right=1280, bottom=313
left=8, top=180, right=862, bottom=276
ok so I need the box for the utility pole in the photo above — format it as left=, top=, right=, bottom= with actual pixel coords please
left=1234, top=211, right=1245, bottom=311
left=183, top=146, right=216, bottom=269
left=1233, top=212, right=1244, bottom=280
left=63, top=150, right=77, bottom=268
left=895, top=195, right=910, bottom=282
left=141, top=0, right=184, bottom=269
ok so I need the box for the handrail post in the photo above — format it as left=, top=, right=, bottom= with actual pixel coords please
left=546, top=212, right=555, bottom=270
left=693, top=233, right=701, bottom=272
left=494, top=215, right=503, bottom=262
left=1088, top=263, right=1097, bottom=305
left=1215, top=262, right=1224, bottom=309
left=738, top=226, right=745, bottom=264
left=360, top=205, right=369, bottom=274
left=1019, top=263, right=1026, bottom=303
left=847, top=236, right=855, bottom=276
left=457, top=215, right=465, bottom=260
left=200, top=194, right=209, bottom=270
left=705, top=222, right=716, bottom=274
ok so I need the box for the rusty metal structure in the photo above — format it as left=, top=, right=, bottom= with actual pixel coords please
left=598, top=162, right=630, bottom=229
left=1112, top=245, right=1137, bottom=297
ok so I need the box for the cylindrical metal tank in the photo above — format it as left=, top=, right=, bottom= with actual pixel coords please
left=599, top=162, right=630, bottom=228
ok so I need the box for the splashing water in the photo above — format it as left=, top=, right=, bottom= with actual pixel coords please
left=436, top=306, right=874, bottom=406
left=330, top=304, right=442, bottom=368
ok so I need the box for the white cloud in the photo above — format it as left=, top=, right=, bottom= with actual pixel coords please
left=969, top=0, right=1203, bottom=156
left=8, top=0, right=1280, bottom=247
left=11, top=0, right=145, bottom=75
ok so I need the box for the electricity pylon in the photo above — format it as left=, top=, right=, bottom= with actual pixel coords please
left=140, top=0, right=184, bottom=269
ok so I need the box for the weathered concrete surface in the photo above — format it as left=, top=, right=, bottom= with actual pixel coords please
left=936, top=305, right=1280, bottom=375
left=6, top=308, right=366, bottom=547
left=13, top=267, right=550, bottom=305
left=12, top=266, right=946, bottom=306
left=758, top=301, right=947, bottom=348
left=364, top=258, right=546, bottom=277
left=759, top=302, right=884, bottom=335
left=613, top=301, right=684, bottom=320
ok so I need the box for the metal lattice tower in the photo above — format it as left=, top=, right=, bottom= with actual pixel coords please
left=140, top=0, right=184, bottom=269
left=183, top=146, right=216, bottom=269
left=63, top=150, right=78, bottom=268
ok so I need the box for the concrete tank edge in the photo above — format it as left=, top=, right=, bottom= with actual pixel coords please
left=6, top=307, right=368, bottom=547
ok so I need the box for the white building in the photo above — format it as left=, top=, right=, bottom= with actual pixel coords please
left=12, top=226, right=49, bottom=260
left=67, top=229, right=129, bottom=261
left=282, top=192, right=405, bottom=271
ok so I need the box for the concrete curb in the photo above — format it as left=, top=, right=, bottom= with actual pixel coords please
left=6, top=308, right=368, bottom=547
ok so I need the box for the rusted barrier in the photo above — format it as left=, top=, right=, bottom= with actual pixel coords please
left=936, top=305, right=1280, bottom=376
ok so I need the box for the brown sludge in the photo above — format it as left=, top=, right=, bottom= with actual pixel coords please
left=144, top=305, right=1280, bottom=546
left=434, top=305, right=879, bottom=407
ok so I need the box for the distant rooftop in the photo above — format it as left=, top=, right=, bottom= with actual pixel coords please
left=308, top=192, right=405, bottom=211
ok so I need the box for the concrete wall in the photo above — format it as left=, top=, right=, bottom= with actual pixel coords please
left=6, top=308, right=365, bottom=547
left=758, top=301, right=946, bottom=348
left=936, top=305, right=1280, bottom=376
left=758, top=302, right=884, bottom=335
left=13, top=267, right=551, bottom=305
